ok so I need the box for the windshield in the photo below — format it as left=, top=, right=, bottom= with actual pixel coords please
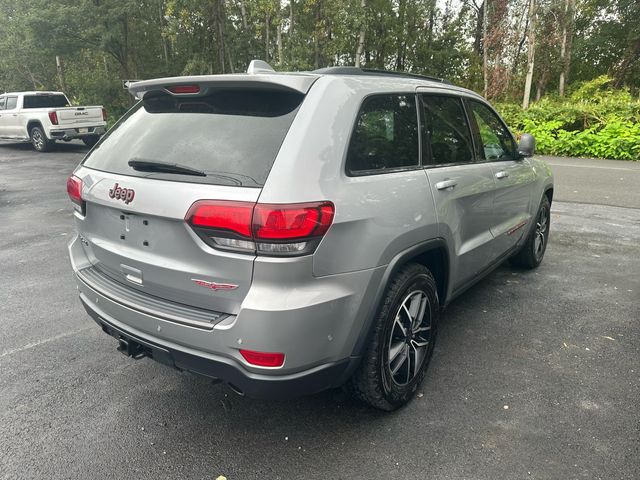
left=23, top=94, right=70, bottom=109
left=82, top=88, right=304, bottom=187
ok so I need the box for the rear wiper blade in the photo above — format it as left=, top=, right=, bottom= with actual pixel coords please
left=127, top=159, right=207, bottom=177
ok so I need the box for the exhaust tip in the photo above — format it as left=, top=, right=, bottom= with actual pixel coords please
left=227, top=383, right=245, bottom=397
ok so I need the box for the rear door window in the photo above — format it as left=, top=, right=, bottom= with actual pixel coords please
left=82, top=88, right=304, bottom=187
left=0, top=97, right=5, bottom=110
left=346, top=94, right=419, bottom=175
left=420, top=95, right=474, bottom=166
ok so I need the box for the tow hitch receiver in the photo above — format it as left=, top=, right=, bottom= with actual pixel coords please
left=117, top=337, right=147, bottom=359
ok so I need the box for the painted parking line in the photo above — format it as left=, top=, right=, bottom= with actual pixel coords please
left=0, top=327, right=92, bottom=359
left=547, top=163, right=638, bottom=171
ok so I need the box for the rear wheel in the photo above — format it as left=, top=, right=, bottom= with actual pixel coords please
left=82, top=135, right=100, bottom=148
left=509, top=195, right=551, bottom=269
left=348, top=263, right=439, bottom=411
left=30, top=126, right=53, bottom=152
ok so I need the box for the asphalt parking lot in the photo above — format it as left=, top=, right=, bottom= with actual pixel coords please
left=1, top=143, right=638, bottom=480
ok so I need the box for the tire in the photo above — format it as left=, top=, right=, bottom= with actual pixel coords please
left=509, top=194, right=551, bottom=269
left=82, top=135, right=100, bottom=148
left=348, top=263, right=439, bottom=411
left=30, top=126, right=54, bottom=152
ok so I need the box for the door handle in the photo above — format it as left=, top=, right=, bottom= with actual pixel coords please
left=435, top=179, right=458, bottom=191
left=495, top=170, right=509, bottom=179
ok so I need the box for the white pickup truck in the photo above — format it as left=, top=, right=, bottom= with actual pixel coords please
left=0, top=91, right=107, bottom=152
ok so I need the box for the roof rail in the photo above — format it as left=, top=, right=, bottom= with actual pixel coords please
left=312, top=66, right=451, bottom=85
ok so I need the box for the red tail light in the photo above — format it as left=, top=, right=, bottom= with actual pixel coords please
left=101, top=108, right=107, bottom=122
left=240, top=349, right=285, bottom=367
left=185, top=200, right=335, bottom=256
left=48, top=111, right=59, bottom=125
left=66, top=175, right=85, bottom=214
left=253, top=203, right=334, bottom=240
left=187, top=201, right=253, bottom=238
left=167, top=85, right=200, bottom=94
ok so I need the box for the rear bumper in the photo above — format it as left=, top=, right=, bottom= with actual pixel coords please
left=68, top=234, right=379, bottom=399
left=50, top=125, right=106, bottom=140
left=80, top=294, right=355, bottom=399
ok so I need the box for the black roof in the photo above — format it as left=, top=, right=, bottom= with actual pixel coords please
left=312, top=66, right=452, bottom=85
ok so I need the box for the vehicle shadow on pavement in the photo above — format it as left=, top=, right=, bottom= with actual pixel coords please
left=0, top=140, right=89, bottom=154
left=108, top=264, right=523, bottom=466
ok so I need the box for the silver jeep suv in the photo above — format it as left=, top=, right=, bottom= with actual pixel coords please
left=67, top=61, right=553, bottom=410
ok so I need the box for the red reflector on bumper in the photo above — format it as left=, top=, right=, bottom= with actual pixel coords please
left=240, top=349, right=285, bottom=367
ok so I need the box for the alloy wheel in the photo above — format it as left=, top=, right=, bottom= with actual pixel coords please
left=387, top=290, right=432, bottom=386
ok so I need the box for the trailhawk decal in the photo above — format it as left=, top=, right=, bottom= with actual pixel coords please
left=507, top=220, right=528, bottom=236
left=108, top=183, right=135, bottom=204
left=191, top=279, right=239, bottom=291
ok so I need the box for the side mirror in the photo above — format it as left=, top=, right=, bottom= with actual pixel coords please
left=518, top=133, right=535, bottom=157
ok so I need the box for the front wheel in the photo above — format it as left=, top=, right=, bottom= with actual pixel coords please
left=348, top=263, right=439, bottom=411
left=30, top=126, right=53, bottom=152
left=509, top=195, right=551, bottom=269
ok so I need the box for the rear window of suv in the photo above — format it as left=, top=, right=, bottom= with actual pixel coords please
left=82, top=88, right=304, bottom=187
left=23, top=94, right=70, bottom=108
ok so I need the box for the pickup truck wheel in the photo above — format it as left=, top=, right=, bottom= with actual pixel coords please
left=509, top=195, right=551, bottom=269
left=347, top=263, right=439, bottom=411
left=82, top=135, right=99, bottom=148
left=30, top=126, right=53, bottom=152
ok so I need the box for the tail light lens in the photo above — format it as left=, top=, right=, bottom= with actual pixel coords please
left=66, top=175, right=85, bottom=214
left=48, top=111, right=59, bottom=125
left=185, top=200, right=335, bottom=257
left=101, top=108, right=107, bottom=122
left=240, top=349, right=285, bottom=367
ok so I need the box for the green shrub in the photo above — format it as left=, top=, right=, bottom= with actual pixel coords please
left=495, top=76, right=640, bottom=160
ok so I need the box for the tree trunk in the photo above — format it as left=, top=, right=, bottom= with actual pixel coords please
left=314, top=3, right=321, bottom=69
left=289, top=0, right=294, bottom=35
left=471, top=1, right=484, bottom=55
left=239, top=0, right=248, bottom=29
left=355, top=0, right=367, bottom=67
left=277, top=21, right=283, bottom=65
left=558, top=0, right=574, bottom=96
left=265, top=11, right=270, bottom=62
left=428, top=0, right=435, bottom=51
left=482, top=0, right=488, bottom=97
left=159, top=3, right=169, bottom=71
left=214, top=0, right=226, bottom=73
left=522, top=0, right=536, bottom=109
left=55, top=55, right=66, bottom=92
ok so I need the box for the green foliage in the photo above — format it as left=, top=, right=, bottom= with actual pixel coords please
left=496, top=77, right=640, bottom=160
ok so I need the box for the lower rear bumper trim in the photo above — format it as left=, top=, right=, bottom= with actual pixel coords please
left=80, top=296, right=356, bottom=399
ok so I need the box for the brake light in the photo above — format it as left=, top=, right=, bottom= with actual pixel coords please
left=48, top=111, right=59, bottom=125
left=253, top=203, right=334, bottom=240
left=240, top=349, right=285, bottom=367
left=185, top=200, right=335, bottom=256
left=66, top=175, right=85, bottom=214
left=102, top=108, right=107, bottom=122
left=187, top=201, right=253, bottom=237
left=167, top=85, right=200, bottom=94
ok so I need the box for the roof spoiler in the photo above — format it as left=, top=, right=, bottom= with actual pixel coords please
left=127, top=61, right=317, bottom=99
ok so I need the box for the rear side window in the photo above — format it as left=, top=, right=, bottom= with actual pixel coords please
left=5, top=96, right=17, bottom=110
left=0, top=97, right=5, bottom=110
left=420, top=95, right=474, bottom=166
left=346, top=94, right=419, bottom=175
left=82, top=88, right=304, bottom=187
left=467, top=100, right=517, bottom=160
left=23, top=94, right=69, bottom=109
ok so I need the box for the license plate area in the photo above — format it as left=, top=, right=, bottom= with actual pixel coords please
left=78, top=127, right=89, bottom=133
left=119, top=213, right=153, bottom=248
